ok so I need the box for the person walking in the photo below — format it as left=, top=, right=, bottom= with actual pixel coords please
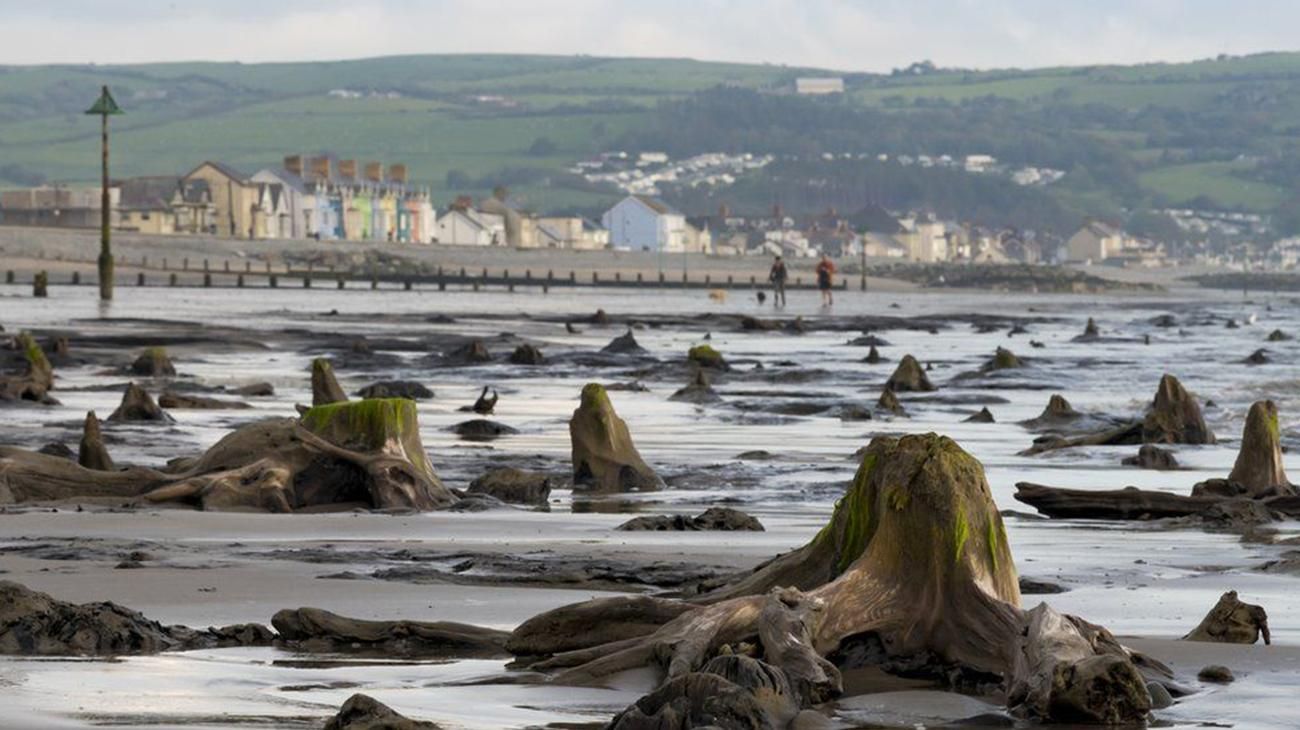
left=816, top=253, right=836, bottom=307
left=768, top=255, right=788, bottom=307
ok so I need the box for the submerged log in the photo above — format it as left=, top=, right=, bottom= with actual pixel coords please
left=272, top=606, right=509, bottom=658
left=1184, top=591, right=1270, bottom=645
left=570, top=383, right=662, bottom=493
left=78, top=410, right=114, bottom=471
left=1014, top=483, right=1220, bottom=520
left=311, top=358, right=348, bottom=406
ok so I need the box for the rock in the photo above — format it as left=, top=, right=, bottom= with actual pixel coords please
left=0, top=580, right=271, bottom=656
left=356, top=381, right=434, bottom=400
left=1224, top=400, right=1293, bottom=497
left=848, top=334, right=890, bottom=347
left=1266, top=329, right=1291, bottom=342
left=1141, top=375, right=1214, bottom=445
left=786, top=317, right=807, bottom=334
left=467, top=467, right=551, bottom=505
left=736, top=450, right=774, bottom=460
left=444, top=340, right=492, bottom=365
left=1029, top=340, right=1045, bottom=348
left=590, top=309, right=611, bottom=325
left=1121, top=445, right=1178, bottom=470
left=1150, top=314, right=1178, bottom=328
left=1197, top=665, right=1235, bottom=684
left=1008, top=324, right=1029, bottom=336
left=128, top=347, right=175, bottom=377
left=311, top=358, right=348, bottom=406
left=670, top=368, right=721, bottom=404
left=617, top=507, right=764, bottom=532
left=1019, top=577, right=1067, bottom=594
left=964, top=407, right=995, bottom=423
left=78, top=411, right=113, bottom=471
left=107, top=383, right=174, bottom=423
left=876, top=387, right=906, bottom=416
left=1147, top=681, right=1174, bottom=709
left=687, top=344, right=729, bottom=371
left=1242, top=348, right=1271, bottom=365
left=1184, top=591, right=1270, bottom=645
left=885, top=354, right=935, bottom=392
left=158, top=392, right=253, bottom=409
left=448, top=419, right=517, bottom=442
left=323, top=694, right=442, bottom=730
left=570, top=383, right=662, bottom=493
left=508, top=344, right=545, bottom=365
left=38, top=442, right=75, bottom=460
left=862, top=345, right=886, bottom=364
left=232, top=382, right=274, bottom=397
left=837, top=404, right=873, bottom=421
left=602, top=330, right=646, bottom=355
left=741, top=316, right=781, bottom=331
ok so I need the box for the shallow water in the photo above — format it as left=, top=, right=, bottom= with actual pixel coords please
left=1, top=282, right=1299, bottom=728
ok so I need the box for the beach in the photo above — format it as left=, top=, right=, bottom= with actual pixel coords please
left=0, top=267, right=1297, bottom=728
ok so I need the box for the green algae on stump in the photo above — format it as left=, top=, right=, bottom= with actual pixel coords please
left=1226, top=400, right=1293, bottom=497
left=0, top=332, right=54, bottom=402
left=311, top=357, right=348, bottom=406
left=687, top=344, right=729, bottom=371
left=129, top=347, right=176, bottom=377
left=569, top=383, right=662, bottom=493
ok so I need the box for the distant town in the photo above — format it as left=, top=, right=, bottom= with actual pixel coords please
left=2, top=150, right=1298, bottom=271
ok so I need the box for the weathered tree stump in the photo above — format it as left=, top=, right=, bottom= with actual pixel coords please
left=570, top=383, right=662, bottom=493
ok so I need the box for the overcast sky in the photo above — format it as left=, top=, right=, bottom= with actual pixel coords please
left=1, top=0, right=1296, bottom=71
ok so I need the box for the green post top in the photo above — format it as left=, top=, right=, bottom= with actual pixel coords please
left=85, top=86, right=124, bottom=116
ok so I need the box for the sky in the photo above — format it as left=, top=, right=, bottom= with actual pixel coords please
left=0, top=0, right=1296, bottom=71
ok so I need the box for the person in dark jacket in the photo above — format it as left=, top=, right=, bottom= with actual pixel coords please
left=768, top=255, right=788, bottom=307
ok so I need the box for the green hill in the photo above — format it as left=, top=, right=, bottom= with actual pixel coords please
left=3, top=52, right=1300, bottom=233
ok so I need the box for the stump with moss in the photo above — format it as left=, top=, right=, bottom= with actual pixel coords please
left=508, top=434, right=1151, bottom=725
left=1224, top=400, right=1291, bottom=497
left=0, top=332, right=54, bottom=403
left=0, top=399, right=455, bottom=512
left=570, top=383, right=662, bottom=493
left=129, top=347, right=176, bottom=377
left=687, top=344, right=729, bottom=371
left=311, top=358, right=348, bottom=406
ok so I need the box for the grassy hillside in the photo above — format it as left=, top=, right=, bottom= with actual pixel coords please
left=3, top=52, right=1300, bottom=228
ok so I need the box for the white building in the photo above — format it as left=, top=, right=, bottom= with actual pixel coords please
left=602, top=195, right=705, bottom=253
left=436, top=208, right=506, bottom=246
left=795, top=77, right=845, bottom=95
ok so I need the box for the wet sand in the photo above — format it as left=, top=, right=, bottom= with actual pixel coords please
left=2, top=281, right=1299, bottom=728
